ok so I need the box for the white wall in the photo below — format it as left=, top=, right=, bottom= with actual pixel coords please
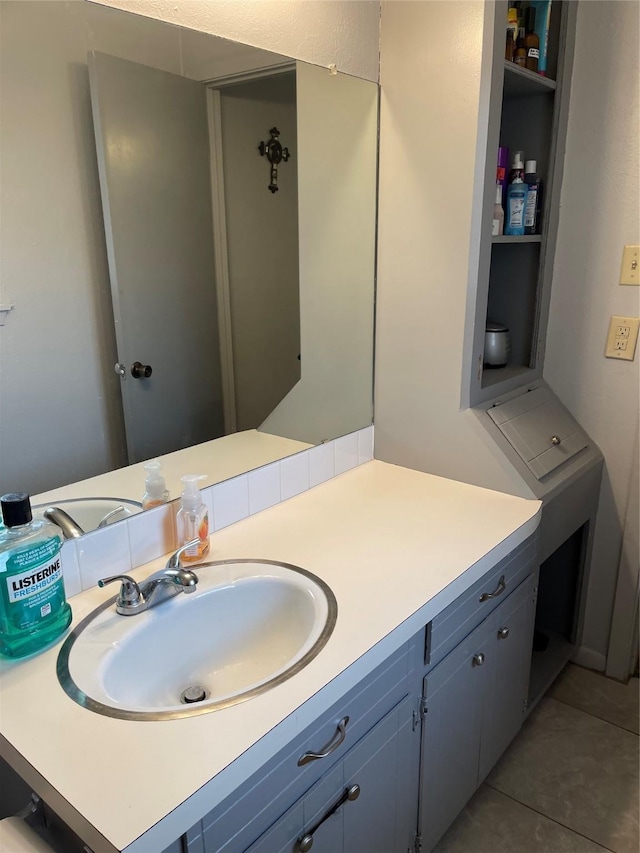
left=374, top=0, right=526, bottom=497
left=543, top=0, right=640, bottom=663
left=91, top=0, right=381, bottom=82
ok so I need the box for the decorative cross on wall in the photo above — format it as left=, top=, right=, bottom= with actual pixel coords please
left=258, top=127, right=290, bottom=193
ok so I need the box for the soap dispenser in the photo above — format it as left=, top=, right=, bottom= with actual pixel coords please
left=142, top=461, right=169, bottom=510
left=176, top=475, right=209, bottom=562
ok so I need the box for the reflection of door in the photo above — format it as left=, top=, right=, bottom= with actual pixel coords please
left=88, top=51, right=223, bottom=464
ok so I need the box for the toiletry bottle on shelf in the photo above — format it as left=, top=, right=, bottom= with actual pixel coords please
left=531, top=0, right=552, bottom=76
left=508, top=151, right=525, bottom=185
left=524, top=7, right=540, bottom=72
left=504, top=156, right=528, bottom=237
left=0, top=493, right=72, bottom=658
left=505, top=6, right=518, bottom=61
left=497, top=147, right=510, bottom=200
left=176, top=475, right=209, bottom=563
left=524, top=160, right=540, bottom=234
left=142, top=461, right=169, bottom=510
left=514, top=25, right=527, bottom=66
left=492, top=183, right=505, bottom=236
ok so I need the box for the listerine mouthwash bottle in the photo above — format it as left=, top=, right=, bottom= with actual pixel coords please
left=0, top=493, right=72, bottom=658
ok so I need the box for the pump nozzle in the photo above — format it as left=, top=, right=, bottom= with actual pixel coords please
left=179, top=475, right=207, bottom=512
left=142, top=461, right=169, bottom=509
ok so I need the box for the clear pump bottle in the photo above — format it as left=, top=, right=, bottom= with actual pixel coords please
left=0, top=493, right=72, bottom=658
left=142, top=461, right=170, bottom=510
left=176, top=475, right=209, bottom=562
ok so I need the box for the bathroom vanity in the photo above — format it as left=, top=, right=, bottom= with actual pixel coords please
left=0, top=462, right=541, bottom=853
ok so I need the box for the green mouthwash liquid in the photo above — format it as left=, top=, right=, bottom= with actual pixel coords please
left=0, top=493, right=72, bottom=658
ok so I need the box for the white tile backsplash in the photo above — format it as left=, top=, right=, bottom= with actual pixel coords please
left=76, top=522, right=131, bottom=591
left=128, top=503, right=175, bottom=569
left=357, top=425, right=374, bottom=464
left=66, top=426, right=373, bottom=596
left=60, top=540, right=81, bottom=599
left=212, top=474, right=249, bottom=531
left=334, top=432, right=360, bottom=475
left=248, top=462, right=281, bottom=515
left=308, top=443, right=335, bottom=487
left=280, top=452, right=310, bottom=501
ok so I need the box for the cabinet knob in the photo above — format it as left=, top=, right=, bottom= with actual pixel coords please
left=551, top=435, right=561, bottom=445
left=472, top=653, right=485, bottom=667
left=297, top=784, right=360, bottom=851
left=497, top=626, right=510, bottom=640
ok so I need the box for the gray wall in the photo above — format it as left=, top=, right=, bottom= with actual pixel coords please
left=0, top=1, right=127, bottom=495
left=543, top=0, right=640, bottom=663
left=92, top=0, right=381, bottom=83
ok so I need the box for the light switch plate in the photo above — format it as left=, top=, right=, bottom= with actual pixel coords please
left=605, top=315, right=639, bottom=360
left=620, top=245, right=640, bottom=285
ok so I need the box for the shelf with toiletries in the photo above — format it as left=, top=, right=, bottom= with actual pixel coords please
left=503, top=62, right=556, bottom=96
left=465, top=0, right=576, bottom=404
left=492, top=235, right=542, bottom=244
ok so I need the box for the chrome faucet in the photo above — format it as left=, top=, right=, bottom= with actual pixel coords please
left=98, top=540, right=200, bottom=616
left=43, top=506, right=85, bottom=540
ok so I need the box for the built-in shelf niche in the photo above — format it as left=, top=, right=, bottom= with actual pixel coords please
left=473, top=1, right=573, bottom=399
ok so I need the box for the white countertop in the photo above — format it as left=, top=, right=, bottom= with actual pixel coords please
left=0, top=461, right=541, bottom=852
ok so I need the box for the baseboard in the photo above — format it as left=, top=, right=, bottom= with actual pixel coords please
left=571, top=645, right=606, bottom=672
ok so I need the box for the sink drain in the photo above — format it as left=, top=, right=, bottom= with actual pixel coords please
left=180, top=685, right=208, bottom=704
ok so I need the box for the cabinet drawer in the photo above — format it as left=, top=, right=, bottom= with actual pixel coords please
left=425, top=535, right=537, bottom=670
left=195, top=640, right=415, bottom=853
left=246, top=693, right=417, bottom=853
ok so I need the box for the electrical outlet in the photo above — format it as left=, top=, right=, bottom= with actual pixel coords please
left=605, top=315, right=640, bottom=360
left=620, top=245, right=640, bottom=285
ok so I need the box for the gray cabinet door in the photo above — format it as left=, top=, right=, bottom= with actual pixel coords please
left=246, top=694, right=419, bottom=853
left=419, top=619, right=493, bottom=852
left=419, top=572, right=538, bottom=852
left=478, top=573, right=537, bottom=781
left=343, top=693, right=419, bottom=853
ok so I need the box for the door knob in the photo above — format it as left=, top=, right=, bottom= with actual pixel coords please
left=131, top=361, right=152, bottom=379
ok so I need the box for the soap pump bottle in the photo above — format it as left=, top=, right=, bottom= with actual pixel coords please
left=142, top=461, right=169, bottom=510
left=176, top=475, right=209, bottom=563
left=0, top=493, right=72, bottom=658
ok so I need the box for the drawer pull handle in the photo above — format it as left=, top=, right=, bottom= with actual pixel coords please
left=497, top=626, right=510, bottom=640
left=297, top=784, right=361, bottom=851
left=472, top=653, right=485, bottom=667
left=479, top=575, right=506, bottom=602
left=551, top=435, right=561, bottom=445
left=297, top=716, right=350, bottom=766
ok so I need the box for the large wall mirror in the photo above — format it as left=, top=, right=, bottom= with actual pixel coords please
left=0, top=1, right=378, bottom=524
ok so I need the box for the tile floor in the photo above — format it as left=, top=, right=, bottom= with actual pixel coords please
left=433, top=663, right=640, bottom=853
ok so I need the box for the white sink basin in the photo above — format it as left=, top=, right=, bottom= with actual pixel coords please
left=32, top=497, right=142, bottom=533
left=57, top=560, right=337, bottom=720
